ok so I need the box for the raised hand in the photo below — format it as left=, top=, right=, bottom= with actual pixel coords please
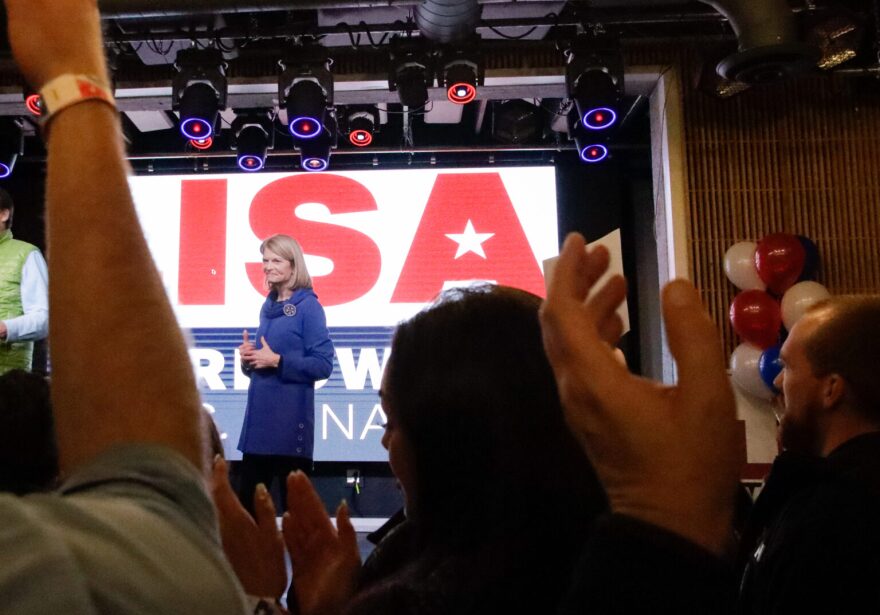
left=241, top=336, right=281, bottom=370
left=282, top=471, right=361, bottom=615
left=539, top=233, right=743, bottom=555
left=210, top=456, right=288, bottom=599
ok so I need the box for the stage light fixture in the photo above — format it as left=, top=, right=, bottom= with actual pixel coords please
left=172, top=49, right=227, bottom=141
left=286, top=81, right=326, bottom=139
left=300, top=139, right=331, bottom=172
left=232, top=111, right=275, bottom=172
left=171, top=49, right=227, bottom=141
left=296, top=110, right=336, bottom=172
left=440, top=43, right=483, bottom=105
left=388, top=36, right=433, bottom=109
left=0, top=118, right=24, bottom=179
left=444, top=61, right=477, bottom=104
left=576, top=140, right=609, bottom=163
left=565, top=35, right=623, bottom=131
left=344, top=108, right=378, bottom=147
left=568, top=111, right=609, bottom=165
left=190, top=137, right=213, bottom=150
left=25, top=94, right=43, bottom=117
left=279, top=44, right=333, bottom=141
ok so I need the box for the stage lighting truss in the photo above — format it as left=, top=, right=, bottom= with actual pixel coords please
left=297, top=110, right=336, bottom=172
left=388, top=36, right=434, bottom=110
left=439, top=42, right=484, bottom=105
left=344, top=107, right=378, bottom=147
left=172, top=48, right=228, bottom=141
left=232, top=111, right=275, bottom=172
left=279, top=43, right=333, bottom=141
left=0, top=118, right=24, bottom=179
left=564, top=34, right=623, bottom=132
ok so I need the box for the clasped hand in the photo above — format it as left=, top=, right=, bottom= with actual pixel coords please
left=240, top=330, right=281, bottom=370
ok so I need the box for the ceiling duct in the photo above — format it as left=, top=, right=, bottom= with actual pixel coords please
left=415, top=0, right=480, bottom=44
left=700, top=0, right=819, bottom=84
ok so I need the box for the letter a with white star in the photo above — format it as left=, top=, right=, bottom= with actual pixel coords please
left=445, top=220, right=494, bottom=259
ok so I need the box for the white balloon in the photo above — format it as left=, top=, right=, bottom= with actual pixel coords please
left=781, top=281, right=831, bottom=330
left=724, top=242, right=766, bottom=291
left=730, top=343, right=774, bottom=400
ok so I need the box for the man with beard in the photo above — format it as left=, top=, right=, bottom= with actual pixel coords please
left=739, top=296, right=880, bottom=614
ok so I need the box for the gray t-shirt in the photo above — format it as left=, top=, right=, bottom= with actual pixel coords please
left=0, top=444, right=249, bottom=614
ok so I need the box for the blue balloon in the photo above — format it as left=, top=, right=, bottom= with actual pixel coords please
left=797, top=236, right=820, bottom=282
left=759, top=345, right=783, bottom=394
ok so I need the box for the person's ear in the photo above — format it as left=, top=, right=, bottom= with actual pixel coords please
left=822, top=373, right=846, bottom=409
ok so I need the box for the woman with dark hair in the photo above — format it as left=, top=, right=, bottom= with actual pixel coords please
left=236, top=233, right=334, bottom=513
left=283, top=284, right=608, bottom=615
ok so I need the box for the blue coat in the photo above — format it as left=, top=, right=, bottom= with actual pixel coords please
left=238, top=288, right=334, bottom=458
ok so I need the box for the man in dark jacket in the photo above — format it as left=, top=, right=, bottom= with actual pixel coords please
left=739, top=296, right=880, bottom=614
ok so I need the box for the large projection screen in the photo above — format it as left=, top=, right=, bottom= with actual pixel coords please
left=130, top=167, right=559, bottom=461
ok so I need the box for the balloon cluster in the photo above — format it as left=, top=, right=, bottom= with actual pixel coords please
left=725, top=233, right=830, bottom=400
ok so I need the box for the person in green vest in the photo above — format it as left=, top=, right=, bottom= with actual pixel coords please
left=0, top=188, right=48, bottom=374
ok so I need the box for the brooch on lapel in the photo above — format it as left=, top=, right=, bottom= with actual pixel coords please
left=283, top=304, right=297, bottom=317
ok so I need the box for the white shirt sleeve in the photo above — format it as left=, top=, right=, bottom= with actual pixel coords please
left=2, top=249, right=49, bottom=342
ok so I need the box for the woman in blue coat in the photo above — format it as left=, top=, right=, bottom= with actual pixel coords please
left=237, top=233, right=334, bottom=512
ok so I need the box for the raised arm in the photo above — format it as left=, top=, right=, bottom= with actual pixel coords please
left=4, top=0, right=203, bottom=471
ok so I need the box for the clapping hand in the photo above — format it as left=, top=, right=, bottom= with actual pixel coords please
left=539, top=233, right=743, bottom=555
left=282, top=471, right=361, bottom=615
left=210, top=456, right=288, bottom=599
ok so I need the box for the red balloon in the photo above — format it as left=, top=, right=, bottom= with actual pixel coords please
left=730, top=290, right=782, bottom=349
left=755, top=233, right=806, bottom=296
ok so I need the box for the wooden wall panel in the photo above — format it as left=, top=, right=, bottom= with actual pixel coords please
left=628, top=44, right=880, bottom=354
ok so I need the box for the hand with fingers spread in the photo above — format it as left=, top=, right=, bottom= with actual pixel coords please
left=540, top=233, right=743, bottom=555
left=210, top=456, right=288, bottom=599
left=282, top=471, right=361, bottom=615
left=242, top=336, right=281, bottom=370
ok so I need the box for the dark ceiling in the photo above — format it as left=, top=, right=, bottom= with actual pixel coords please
left=0, top=0, right=876, bottom=172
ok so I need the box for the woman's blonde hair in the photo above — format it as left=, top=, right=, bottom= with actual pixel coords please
left=260, top=234, right=313, bottom=291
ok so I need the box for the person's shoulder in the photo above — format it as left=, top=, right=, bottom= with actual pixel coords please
left=6, top=484, right=250, bottom=615
left=774, top=468, right=880, bottom=547
left=0, top=493, right=98, bottom=612
left=296, top=289, right=325, bottom=310
left=59, top=443, right=216, bottom=530
left=6, top=237, right=38, bottom=253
